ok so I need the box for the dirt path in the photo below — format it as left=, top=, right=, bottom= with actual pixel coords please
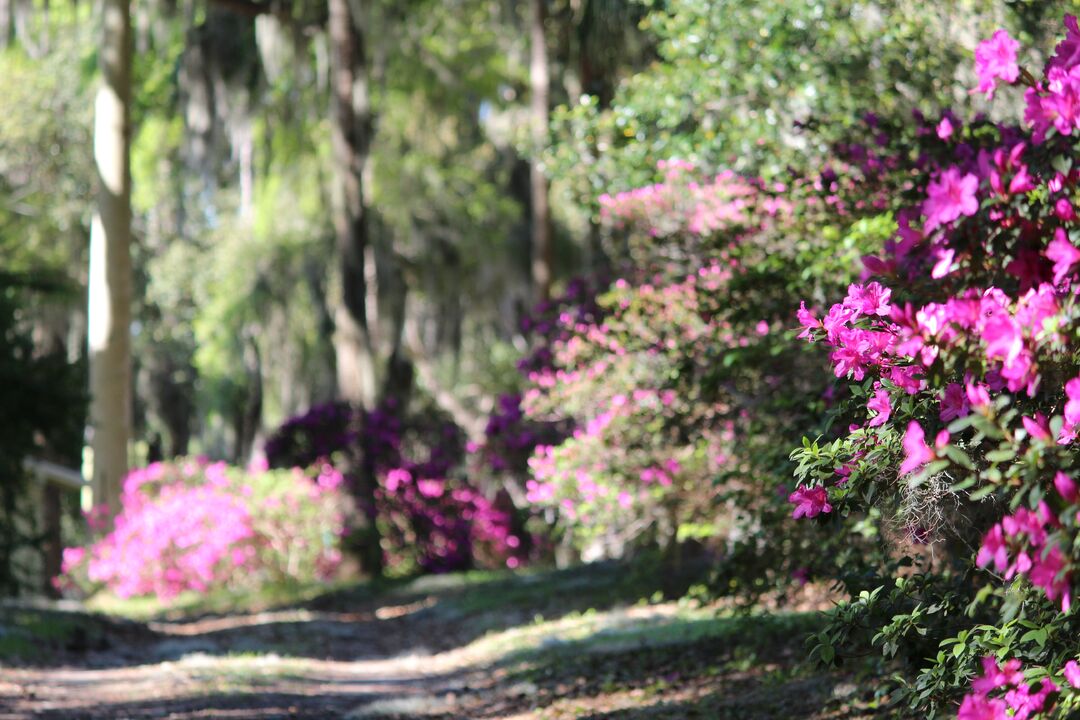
left=0, top=567, right=884, bottom=719
left=0, top=593, right=485, bottom=719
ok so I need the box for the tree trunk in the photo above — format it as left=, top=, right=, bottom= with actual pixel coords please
left=328, top=0, right=383, bottom=576
left=328, top=0, right=378, bottom=409
left=41, top=482, right=61, bottom=597
left=529, top=0, right=552, bottom=304
left=0, top=0, right=12, bottom=49
left=87, top=0, right=132, bottom=519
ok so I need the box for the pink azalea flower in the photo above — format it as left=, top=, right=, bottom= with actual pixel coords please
left=975, top=29, right=1021, bottom=97
left=788, top=486, right=832, bottom=519
left=1066, top=377, right=1080, bottom=428
left=966, top=380, right=992, bottom=409
left=1022, top=413, right=1052, bottom=443
left=1045, top=66, right=1080, bottom=136
left=385, top=468, right=411, bottom=493
left=977, top=524, right=1010, bottom=573
left=940, top=383, right=971, bottom=422
left=899, top=421, right=934, bottom=475
left=1004, top=678, right=1058, bottom=717
left=60, top=546, right=86, bottom=574
left=1054, top=471, right=1078, bottom=503
left=1028, top=544, right=1071, bottom=611
left=1050, top=15, right=1080, bottom=72
left=957, top=693, right=1008, bottom=720
left=417, top=479, right=445, bottom=498
left=1056, top=197, right=1076, bottom=221
left=796, top=301, right=820, bottom=340
left=924, top=167, right=979, bottom=231
left=866, top=388, right=892, bottom=427
left=931, top=243, right=957, bottom=279
left=973, top=656, right=1025, bottom=693
left=1063, top=659, right=1080, bottom=688
left=982, top=314, right=1024, bottom=366
left=843, top=281, right=893, bottom=316
left=888, top=365, right=925, bottom=395
left=1047, top=227, right=1080, bottom=284
left=935, top=429, right=951, bottom=450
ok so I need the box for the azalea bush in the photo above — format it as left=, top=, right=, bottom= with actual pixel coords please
left=513, top=152, right=901, bottom=590
left=789, top=17, right=1080, bottom=717
left=265, top=400, right=528, bottom=574
left=60, top=458, right=352, bottom=600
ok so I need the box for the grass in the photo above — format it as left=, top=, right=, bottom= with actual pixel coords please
left=84, top=575, right=367, bottom=621
left=81, top=550, right=706, bottom=623
left=177, top=652, right=315, bottom=693
left=0, top=604, right=109, bottom=661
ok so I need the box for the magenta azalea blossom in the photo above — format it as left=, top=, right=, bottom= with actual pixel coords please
left=924, top=167, right=979, bottom=230
left=1064, top=660, right=1080, bottom=688
left=1047, top=227, right=1080, bottom=284
left=939, top=383, right=970, bottom=422
left=957, top=693, right=1008, bottom=720
left=888, top=365, right=924, bottom=395
left=973, top=657, right=1025, bottom=693
left=843, top=281, right=892, bottom=316
left=866, top=388, right=892, bottom=427
left=977, top=524, right=1010, bottom=573
left=899, top=421, right=934, bottom=475
left=1050, top=15, right=1080, bottom=72
left=1065, top=377, right=1080, bottom=430
left=788, top=486, right=832, bottom=519
left=1056, top=197, right=1076, bottom=221
left=982, top=314, right=1024, bottom=366
left=1055, top=471, right=1078, bottom=503
left=1028, top=544, right=1071, bottom=612
left=796, top=301, right=820, bottom=339
left=1022, top=414, right=1053, bottom=443
left=975, top=29, right=1021, bottom=97
left=1047, top=67, right=1080, bottom=136
left=966, top=380, right=992, bottom=409
left=930, top=243, right=956, bottom=279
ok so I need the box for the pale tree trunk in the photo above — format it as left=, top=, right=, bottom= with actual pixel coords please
left=529, top=0, right=552, bottom=304
left=328, top=0, right=383, bottom=576
left=328, top=0, right=378, bottom=409
left=87, top=0, right=132, bottom=519
left=0, top=0, right=12, bottom=49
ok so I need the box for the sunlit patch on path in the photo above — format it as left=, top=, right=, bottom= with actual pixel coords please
left=0, top=566, right=877, bottom=719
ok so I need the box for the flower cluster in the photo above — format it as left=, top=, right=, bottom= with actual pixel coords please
left=60, top=458, right=352, bottom=599
left=518, top=258, right=748, bottom=555
left=786, top=16, right=1080, bottom=718
left=375, top=466, right=523, bottom=572
left=977, top=501, right=1071, bottom=612
left=265, top=399, right=528, bottom=573
left=598, top=162, right=770, bottom=237
left=518, top=156, right=877, bottom=567
left=955, top=656, right=1080, bottom=720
